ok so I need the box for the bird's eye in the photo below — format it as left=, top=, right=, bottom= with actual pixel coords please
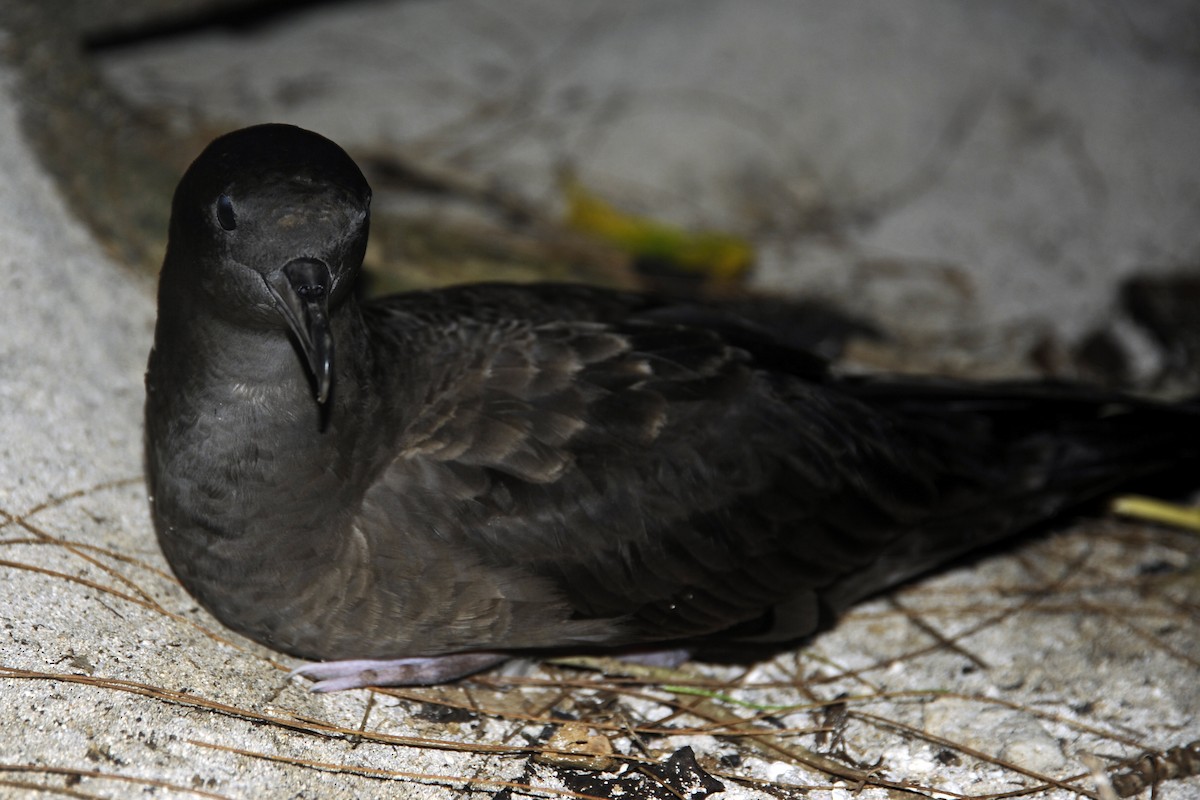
left=216, top=194, right=237, bottom=231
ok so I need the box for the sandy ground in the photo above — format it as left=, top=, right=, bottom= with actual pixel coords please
left=1, top=2, right=1198, bottom=798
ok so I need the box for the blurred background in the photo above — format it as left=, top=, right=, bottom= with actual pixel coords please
left=14, top=0, right=1200, bottom=385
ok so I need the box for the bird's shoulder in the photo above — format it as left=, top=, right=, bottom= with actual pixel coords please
left=360, top=283, right=776, bottom=483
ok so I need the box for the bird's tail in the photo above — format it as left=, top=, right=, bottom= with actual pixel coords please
left=822, top=379, right=1200, bottom=612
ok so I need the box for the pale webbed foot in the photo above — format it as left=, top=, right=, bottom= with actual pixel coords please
left=616, top=647, right=692, bottom=668
left=289, top=652, right=508, bottom=692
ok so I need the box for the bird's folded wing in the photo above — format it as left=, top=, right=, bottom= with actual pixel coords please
left=366, top=299, right=950, bottom=644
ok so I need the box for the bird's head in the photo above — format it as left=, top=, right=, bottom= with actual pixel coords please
left=162, top=123, right=372, bottom=404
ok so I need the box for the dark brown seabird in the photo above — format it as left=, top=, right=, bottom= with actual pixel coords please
left=145, top=123, right=1196, bottom=691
